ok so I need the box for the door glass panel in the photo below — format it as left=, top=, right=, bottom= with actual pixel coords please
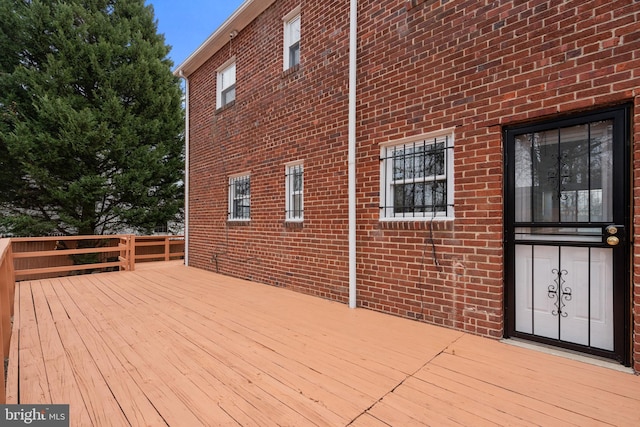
left=512, top=129, right=562, bottom=223
left=532, top=129, right=560, bottom=222
left=514, top=226, right=601, bottom=243
left=514, top=120, right=614, bottom=224
left=559, top=125, right=588, bottom=222
left=589, top=121, right=613, bottom=222
left=514, top=135, right=533, bottom=222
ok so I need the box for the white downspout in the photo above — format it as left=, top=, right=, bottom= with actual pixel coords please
left=179, top=70, right=190, bottom=266
left=348, top=0, right=357, bottom=308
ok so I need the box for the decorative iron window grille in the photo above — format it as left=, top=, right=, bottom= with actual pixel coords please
left=285, top=163, right=303, bottom=221
left=228, top=175, right=250, bottom=220
left=380, top=135, right=454, bottom=219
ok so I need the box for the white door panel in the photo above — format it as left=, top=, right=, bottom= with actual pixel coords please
left=514, top=245, right=614, bottom=351
left=531, top=246, right=559, bottom=340
left=558, top=247, right=589, bottom=346
left=589, top=248, right=614, bottom=350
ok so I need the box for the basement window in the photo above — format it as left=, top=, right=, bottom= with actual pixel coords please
left=380, top=132, right=455, bottom=220
left=229, top=174, right=250, bottom=221
left=285, top=162, right=304, bottom=221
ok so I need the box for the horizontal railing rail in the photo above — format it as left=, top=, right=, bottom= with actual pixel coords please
left=10, top=235, right=184, bottom=280
left=11, top=235, right=133, bottom=280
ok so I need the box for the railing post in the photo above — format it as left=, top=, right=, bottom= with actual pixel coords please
left=7, top=244, right=15, bottom=317
left=165, top=237, right=170, bottom=261
left=129, top=235, right=136, bottom=271
left=119, top=237, right=124, bottom=271
left=0, top=239, right=16, bottom=404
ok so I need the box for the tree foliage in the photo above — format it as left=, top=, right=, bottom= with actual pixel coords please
left=0, top=0, right=184, bottom=236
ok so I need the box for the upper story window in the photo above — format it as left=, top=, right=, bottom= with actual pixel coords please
left=283, top=8, right=300, bottom=70
left=380, top=132, right=455, bottom=220
left=285, top=162, right=303, bottom=221
left=217, top=58, right=236, bottom=109
left=229, top=174, right=250, bottom=221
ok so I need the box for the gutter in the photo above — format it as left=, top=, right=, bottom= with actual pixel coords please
left=179, top=70, right=189, bottom=266
left=348, top=0, right=357, bottom=308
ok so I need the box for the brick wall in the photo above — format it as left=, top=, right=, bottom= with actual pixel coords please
left=188, top=0, right=352, bottom=301
left=355, top=0, right=640, bottom=368
left=187, top=0, right=640, bottom=369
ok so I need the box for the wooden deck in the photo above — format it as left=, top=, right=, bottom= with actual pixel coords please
left=6, top=261, right=640, bottom=426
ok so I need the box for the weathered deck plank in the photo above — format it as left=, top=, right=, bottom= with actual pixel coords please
left=49, top=277, right=171, bottom=426
left=8, top=262, right=640, bottom=426
left=17, top=281, right=51, bottom=404
left=31, top=280, right=93, bottom=425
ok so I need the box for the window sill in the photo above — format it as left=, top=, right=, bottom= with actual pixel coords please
left=216, top=100, right=236, bottom=114
left=283, top=220, right=304, bottom=229
left=378, top=217, right=454, bottom=231
left=227, top=219, right=250, bottom=226
left=281, top=64, right=300, bottom=79
left=406, top=0, right=430, bottom=11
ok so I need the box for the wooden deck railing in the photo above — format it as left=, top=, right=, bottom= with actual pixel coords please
left=11, top=235, right=133, bottom=281
left=0, top=234, right=184, bottom=403
left=0, top=238, right=16, bottom=403
left=133, top=235, right=185, bottom=264
left=10, top=235, right=184, bottom=281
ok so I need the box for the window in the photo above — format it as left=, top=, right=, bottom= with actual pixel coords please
left=380, top=133, right=454, bottom=219
left=285, top=162, right=303, bottom=221
left=229, top=174, right=250, bottom=220
left=217, top=59, right=236, bottom=109
left=283, top=8, right=300, bottom=70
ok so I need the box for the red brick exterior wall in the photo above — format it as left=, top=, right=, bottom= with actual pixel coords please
left=188, top=0, right=352, bottom=300
left=187, top=0, right=640, bottom=370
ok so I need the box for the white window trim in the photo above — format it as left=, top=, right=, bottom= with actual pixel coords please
left=379, top=130, right=455, bottom=221
left=285, top=160, right=304, bottom=222
left=228, top=172, right=251, bottom=221
left=283, top=7, right=301, bottom=71
left=216, top=57, right=236, bottom=109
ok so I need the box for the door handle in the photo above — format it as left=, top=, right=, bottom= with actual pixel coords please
left=606, top=236, right=620, bottom=246
left=603, top=224, right=624, bottom=246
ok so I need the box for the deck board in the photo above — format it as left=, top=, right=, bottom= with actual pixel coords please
left=17, top=281, right=52, bottom=404
left=5, top=274, right=20, bottom=404
left=32, top=280, right=94, bottom=426
left=8, top=262, right=640, bottom=426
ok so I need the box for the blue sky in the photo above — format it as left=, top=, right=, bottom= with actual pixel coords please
left=146, top=0, right=245, bottom=69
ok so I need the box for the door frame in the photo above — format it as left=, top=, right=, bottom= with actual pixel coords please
left=503, top=104, right=631, bottom=365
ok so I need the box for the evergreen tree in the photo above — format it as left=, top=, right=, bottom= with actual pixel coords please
left=0, top=0, right=184, bottom=236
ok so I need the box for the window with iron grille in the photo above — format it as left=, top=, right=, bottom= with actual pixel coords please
left=285, top=162, right=303, bottom=221
left=228, top=174, right=250, bottom=220
left=380, top=133, right=454, bottom=219
left=283, top=9, right=300, bottom=70
left=217, top=59, right=236, bottom=109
